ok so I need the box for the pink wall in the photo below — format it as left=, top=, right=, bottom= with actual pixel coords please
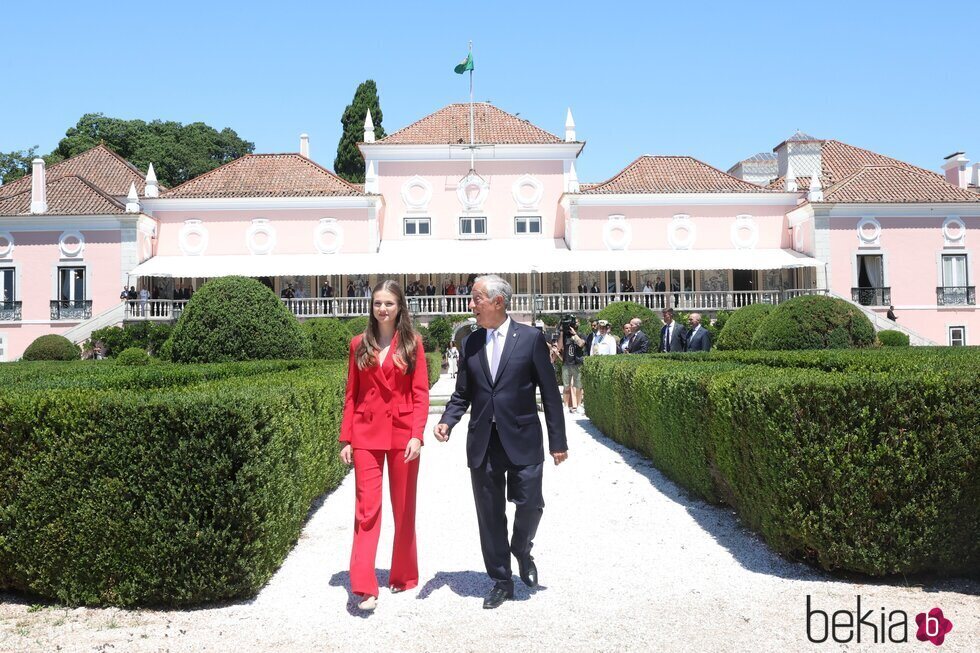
left=1, top=229, right=125, bottom=360
left=378, top=160, right=565, bottom=240
left=573, top=204, right=792, bottom=250
left=153, top=208, right=374, bottom=256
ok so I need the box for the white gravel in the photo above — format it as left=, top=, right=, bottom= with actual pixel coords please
left=2, top=379, right=978, bottom=652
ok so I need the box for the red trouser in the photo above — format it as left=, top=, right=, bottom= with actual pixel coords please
left=350, top=448, right=420, bottom=598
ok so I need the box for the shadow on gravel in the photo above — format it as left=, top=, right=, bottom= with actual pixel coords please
left=575, top=416, right=980, bottom=597
left=328, top=570, right=388, bottom=618
left=416, top=571, right=544, bottom=602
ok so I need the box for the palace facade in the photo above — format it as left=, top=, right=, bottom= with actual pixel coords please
left=1, top=103, right=978, bottom=359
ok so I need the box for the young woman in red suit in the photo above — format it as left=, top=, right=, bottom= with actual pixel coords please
left=340, top=279, right=429, bottom=611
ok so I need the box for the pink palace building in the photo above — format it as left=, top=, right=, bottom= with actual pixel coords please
left=1, top=103, right=979, bottom=359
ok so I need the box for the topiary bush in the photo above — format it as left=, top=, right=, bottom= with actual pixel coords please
left=343, top=316, right=369, bottom=336
left=22, top=334, right=81, bottom=361
left=714, top=304, right=773, bottom=351
left=752, top=295, right=875, bottom=350
left=302, top=318, right=351, bottom=360
left=596, top=301, right=663, bottom=340
left=115, top=347, right=150, bottom=366
left=878, top=329, right=910, bottom=347
left=166, top=276, right=310, bottom=363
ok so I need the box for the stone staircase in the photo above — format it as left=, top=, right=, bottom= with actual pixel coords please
left=61, top=303, right=126, bottom=348
left=828, top=292, right=937, bottom=346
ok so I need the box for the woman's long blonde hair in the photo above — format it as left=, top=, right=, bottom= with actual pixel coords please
left=355, top=280, right=419, bottom=373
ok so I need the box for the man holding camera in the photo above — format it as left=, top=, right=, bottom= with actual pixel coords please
left=556, top=316, right=586, bottom=414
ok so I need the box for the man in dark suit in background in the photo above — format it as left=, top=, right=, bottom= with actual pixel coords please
left=685, top=312, right=711, bottom=352
left=658, top=308, right=687, bottom=353
left=627, top=317, right=650, bottom=354
left=435, top=274, right=568, bottom=610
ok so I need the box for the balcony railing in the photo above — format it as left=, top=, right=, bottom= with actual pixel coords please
left=936, top=286, right=976, bottom=306
left=124, top=289, right=828, bottom=322
left=851, top=287, right=891, bottom=307
left=50, top=300, right=93, bottom=321
left=0, top=300, right=22, bottom=321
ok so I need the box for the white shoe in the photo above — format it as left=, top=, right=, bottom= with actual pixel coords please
left=356, top=595, right=377, bottom=611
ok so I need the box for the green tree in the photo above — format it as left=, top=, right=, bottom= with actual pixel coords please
left=52, top=113, right=255, bottom=187
left=334, top=80, right=386, bottom=183
left=0, top=147, right=39, bottom=184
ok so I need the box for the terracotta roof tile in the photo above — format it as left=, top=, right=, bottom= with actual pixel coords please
left=162, top=154, right=364, bottom=198
left=765, top=140, right=978, bottom=202
left=580, top=155, right=777, bottom=194
left=0, top=175, right=126, bottom=216
left=0, top=144, right=158, bottom=200
left=823, top=166, right=980, bottom=203
left=378, top=103, right=564, bottom=145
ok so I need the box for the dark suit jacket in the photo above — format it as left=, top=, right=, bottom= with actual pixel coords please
left=658, top=322, right=687, bottom=353
left=440, top=319, right=567, bottom=468
left=686, top=326, right=711, bottom=352
left=629, top=329, right=650, bottom=354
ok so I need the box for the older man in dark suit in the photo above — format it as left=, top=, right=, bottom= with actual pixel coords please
left=658, top=308, right=687, bottom=353
left=435, top=275, right=568, bottom=609
left=686, top=312, right=711, bottom=352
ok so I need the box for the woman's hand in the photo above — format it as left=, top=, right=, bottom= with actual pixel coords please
left=340, top=443, right=353, bottom=465
left=404, top=437, right=422, bottom=462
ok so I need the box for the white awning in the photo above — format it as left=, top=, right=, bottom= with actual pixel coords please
left=129, top=239, right=822, bottom=277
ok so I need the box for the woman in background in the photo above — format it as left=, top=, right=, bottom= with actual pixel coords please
left=340, top=280, right=429, bottom=611
left=446, top=341, right=459, bottom=378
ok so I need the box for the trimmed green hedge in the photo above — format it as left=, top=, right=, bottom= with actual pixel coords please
left=167, top=276, right=310, bottom=363
left=878, top=329, right=910, bottom=347
left=302, top=318, right=351, bottom=360
left=116, top=347, right=150, bottom=366
left=425, top=351, right=441, bottom=387
left=752, top=295, right=875, bottom=350
left=0, top=361, right=347, bottom=606
left=714, top=303, right=772, bottom=350
left=22, top=334, right=81, bottom=361
left=583, top=348, right=980, bottom=575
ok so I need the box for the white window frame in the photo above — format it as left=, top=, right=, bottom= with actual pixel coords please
left=941, top=253, right=969, bottom=287
left=514, top=215, right=542, bottom=235
left=58, top=266, right=87, bottom=303
left=403, top=217, right=431, bottom=237
left=948, top=325, right=967, bottom=346
left=458, top=216, right=488, bottom=239
left=0, top=266, right=14, bottom=303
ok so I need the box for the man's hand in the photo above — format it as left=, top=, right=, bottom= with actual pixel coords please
left=433, top=423, right=451, bottom=442
left=551, top=450, right=568, bottom=466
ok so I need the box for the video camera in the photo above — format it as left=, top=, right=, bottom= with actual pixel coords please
left=558, top=314, right=578, bottom=339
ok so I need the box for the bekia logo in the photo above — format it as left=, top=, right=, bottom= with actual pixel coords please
left=806, top=596, right=953, bottom=646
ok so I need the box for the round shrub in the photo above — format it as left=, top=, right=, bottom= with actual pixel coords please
left=752, top=295, right=875, bottom=350
left=22, top=334, right=81, bottom=361
left=596, top=301, right=663, bottom=339
left=715, top=304, right=773, bottom=351
left=344, top=316, right=369, bottom=336
left=116, top=347, right=150, bottom=366
left=302, top=318, right=351, bottom=359
left=167, top=276, right=310, bottom=363
left=878, top=329, right=910, bottom=347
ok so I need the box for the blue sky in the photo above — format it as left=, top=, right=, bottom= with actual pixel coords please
left=2, top=0, right=977, bottom=183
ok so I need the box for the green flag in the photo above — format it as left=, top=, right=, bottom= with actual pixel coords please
left=454, top=52, right=474, bottom=74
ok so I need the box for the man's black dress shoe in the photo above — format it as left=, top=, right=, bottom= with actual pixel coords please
left=517, top=555, right=538, bottom=588
left=483, top=584, right=514, bottom=609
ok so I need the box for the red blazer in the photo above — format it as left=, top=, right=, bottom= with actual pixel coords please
left=340, top=333, right=430, bottom=450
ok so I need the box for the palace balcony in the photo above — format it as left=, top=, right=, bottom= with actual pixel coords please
left=50, top=300, right=93, bottom=321
left=0, top=300, right=22, bottom=321
left=936, top=286, right=976, bottom=306
left=851, top=287, right=891, bottom=307
left=123, top=289, right=828, bottom=323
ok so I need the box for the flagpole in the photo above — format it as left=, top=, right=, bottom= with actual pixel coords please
left=468, top=40, right=474, bottom=170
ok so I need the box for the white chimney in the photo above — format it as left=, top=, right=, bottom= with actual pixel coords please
left=784, top=160, right=798, bottom=192
left=565, top=108, right=576, bottom=142
left=972, top=162, right=980, bottom=187
left=363, top=109, right=375, bottom=143
left=566, top=160, right=580, bottom=193
left=942, top=152, right=970, bottom=188
left=364, top=159, right=379, bottom=193
left=30, top=158, right=47, bottom=214
left=300, top=133, right=310, bottom=158
left=144, top=163, right=159, bottom=198
left=126, top=182, right=140, bottom=213
left=807, top=174, right=823, bottom=202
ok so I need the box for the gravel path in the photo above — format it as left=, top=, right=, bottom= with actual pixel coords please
left=2, top=381, right=978, bottom=652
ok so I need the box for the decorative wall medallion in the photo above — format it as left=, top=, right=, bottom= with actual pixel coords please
left=401, top=176, right=432, bottom=212
left=0, top=232, right=13, bottom=258
left=246, top=218, right=277, bottom=255
left=511, top=174, right=543, bottom=211
left=668, top=214, right=696, bottom=250
left=59, top=230, right=85, bottom=258
left=602, top=214, right=632, bottom=250
left=314, top=218, right=344, bottom=254
left=457, top=172, right=489, bottom=211
left=730, top=214, right=759, bottom=249
left=856, top=216, right=881, bottom=247
left=178, top=220, right=209, bottom=256
left=943, top=215, right=966, bottom=247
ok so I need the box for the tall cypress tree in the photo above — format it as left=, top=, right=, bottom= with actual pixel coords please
left=334, top=80, right=386, bottom=183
